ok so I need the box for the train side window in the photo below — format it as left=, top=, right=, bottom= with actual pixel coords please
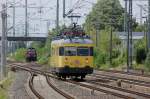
left=59, top=47, right=64, bottom=56
left=90, top=47, right=93, bottom=56
left=51, top=48, right=53, bottom=56
left=51, top=48, right=54, bottom=56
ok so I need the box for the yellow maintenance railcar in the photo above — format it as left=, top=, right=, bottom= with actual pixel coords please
left=50, top=37, right=94, bottom=79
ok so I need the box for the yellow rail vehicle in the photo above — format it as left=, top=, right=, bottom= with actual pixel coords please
left=50, top=38, right=94, bottom=79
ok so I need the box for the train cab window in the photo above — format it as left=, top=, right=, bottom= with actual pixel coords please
left=90, top=47, right=93, bottom=56
left=51, top=48, right=54, bottom=56
left=77, top=47, right=89, bottom=56
left=65, top=47, right=76, bottom=56
left=59, top=47, right=64, bottom=56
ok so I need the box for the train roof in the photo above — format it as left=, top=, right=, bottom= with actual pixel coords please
left=51, top=38, right=93, bottom=45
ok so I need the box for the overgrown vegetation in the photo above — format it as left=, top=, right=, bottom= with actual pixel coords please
left=10, top=48, right=26, bottom=62
left=0, top=72, right=14, bottom=99
left=84, top=0, right=134, bottom=68
left=145, top=51, right=150, bottom=71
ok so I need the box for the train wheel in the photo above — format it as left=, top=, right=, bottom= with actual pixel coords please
left=26, top=58, right=29, bottom=62
left=62, top=75, right=66, bottom=80
left=57, top=75, right=61, bottom=79
left=81, top=75, right=85, bottom=80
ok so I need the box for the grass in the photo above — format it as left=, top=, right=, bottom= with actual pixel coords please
left=0, top=72, right=15, bottom=99
left=9, top=48, right=26, bottom=62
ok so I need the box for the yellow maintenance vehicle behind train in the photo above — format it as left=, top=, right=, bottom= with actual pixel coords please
left=50, top=24, right=94, bottom=79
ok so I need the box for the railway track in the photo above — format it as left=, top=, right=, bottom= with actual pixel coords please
left=86, top=79, right=150, bottom=99
left=46, top=76, right=74, bottom=99
left=9, top=63, right=74, bottom=99
left=8, top=63, right=150, bottom=99
left=29, top=73, right=44, bottom=99
left=95, top=69, right=150, bottom=78
left=92, top=73, right=150, bottom=87
left=64, top=79, right=134, bottom=99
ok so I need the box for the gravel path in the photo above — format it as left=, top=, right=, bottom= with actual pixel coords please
left=8, top=71, right=31, bottom=99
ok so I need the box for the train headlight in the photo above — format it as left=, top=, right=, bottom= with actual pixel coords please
left=64, top=58, right=68, bottom=63
left=85, top=58, right=89, bottom=64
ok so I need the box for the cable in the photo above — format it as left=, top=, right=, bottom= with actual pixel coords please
left=0, top=0, right=24, bottom=13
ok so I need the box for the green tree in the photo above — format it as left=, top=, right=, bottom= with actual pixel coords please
left=85, top=0, right=138, bottom=32
left=85, top=0, right=124, bottom=32
left=84, top=0, right=130, bottom=67
left=135, top=38, right=147, bottom=64
left=145, top=51, right=150, bottom=71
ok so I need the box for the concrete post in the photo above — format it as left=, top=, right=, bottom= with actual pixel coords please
left=1, top=4, right=7, bottom=79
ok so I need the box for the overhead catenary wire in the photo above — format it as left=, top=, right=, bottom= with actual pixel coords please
left=0, top=0, right=24, bottom=13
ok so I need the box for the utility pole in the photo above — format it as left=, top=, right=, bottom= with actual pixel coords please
left=145, top=18, right=149, bottom=53
left=96, top=29, right=98, bottom=47
left=13, top=0, right=15, bottom=37
left=110, top=25, right=113, bottom=66
left=12, top=0, right=15, bottom=53
left=110, top=0, right=115, bottom=66
left=127, top=0, right=133, bottom=71
left=25, top=0, right=28, bottom=37
left=124, top=0, right=130, bottom=72
left=144, top=18, right=148, bottom=53
left=137, top=4, right=143, bottom=25
left=140, top=6, right=143, bottom=25
left=47, top=20, right=50, bottom=33
left=1, top=4, right=7, bottom=79
left=124, top=0, right=127, bottom=32
left=95, top=24, right=100, bottom=47
left=56, top=0, right=59, bottom=34
left=63, top=0, right=66, bottom=18
left=148, top=0, right=150, bottom=49
left=93, top=22, right=100, bottom=47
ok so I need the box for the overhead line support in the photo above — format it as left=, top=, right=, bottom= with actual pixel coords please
left=1, top=4, right=7, bottom=80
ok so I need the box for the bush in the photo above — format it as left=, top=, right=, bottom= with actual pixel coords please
left=38, top=55, right=49, bottom=64
left=136, top=48, right=146, bottom=64
left=112, top=49, right=120, bottom=59
left=112, top=57, right=124, bottom=67
left=11, top=48, right=26, bottom=62
left=94, top=49, right=107, bottom=68
left=145, top=51, right=150, bottom=71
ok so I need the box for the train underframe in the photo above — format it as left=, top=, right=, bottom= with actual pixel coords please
left=52, top=66, right=93, bottom=79
left=26, top=57, right=37, bottom=62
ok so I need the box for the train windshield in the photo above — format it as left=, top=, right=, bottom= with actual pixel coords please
left=59, top=47, right=93, bottom=56
left=77, top=47, right=89, bottom=56
left=65, top=47, right=76, bottom=56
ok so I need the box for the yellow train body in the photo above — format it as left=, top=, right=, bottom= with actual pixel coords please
left=50, top=38, right=94, bottom=78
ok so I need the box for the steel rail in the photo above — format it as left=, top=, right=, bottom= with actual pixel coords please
left=92, top=73, right=150, bottom=87
left=64, top=80, right=134, bottom=99
left=46, top=76, right=75, bottom=99
left=87, top=80, right=150, bottom=98
left=9, top=63, right=74, bottom=99
left=8, top=63, right=141, bottom=99
left=95, top=69, right=150, bottom=78
left=29, top=73, right=45, bottom=99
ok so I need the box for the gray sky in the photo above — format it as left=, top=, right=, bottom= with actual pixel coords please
left=2, top=0, right=149, bottom=37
